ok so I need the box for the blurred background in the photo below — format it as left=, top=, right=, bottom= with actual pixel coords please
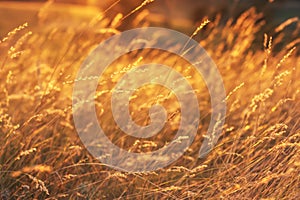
left=0, top=0, right=299, bottom=36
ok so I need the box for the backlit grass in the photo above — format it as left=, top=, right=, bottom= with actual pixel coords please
left=0, top=1, right=299, bottom=199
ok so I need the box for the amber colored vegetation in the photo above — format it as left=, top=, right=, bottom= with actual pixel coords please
left=0, top=1, right=299, bottom=199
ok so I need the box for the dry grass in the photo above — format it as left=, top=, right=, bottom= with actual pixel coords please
left=0, top=1, right=299, bottom=199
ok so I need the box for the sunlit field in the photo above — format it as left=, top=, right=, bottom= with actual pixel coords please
left=0, top=0, right=299, bottom=199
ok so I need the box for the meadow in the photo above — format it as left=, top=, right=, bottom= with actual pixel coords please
left=0, top=0, right=299, bottom=199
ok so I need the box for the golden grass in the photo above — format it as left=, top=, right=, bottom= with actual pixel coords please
left=0, top=1, right=299, bottom=199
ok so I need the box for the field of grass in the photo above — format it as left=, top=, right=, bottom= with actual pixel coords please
left=0, top=1, right=299, bottom=199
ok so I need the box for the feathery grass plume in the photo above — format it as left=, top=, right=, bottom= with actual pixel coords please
left=192, top=19, right=210, bottom=37
left=8, top=31, right=33, bottom=59
left=14, top=147, right=37, bottom=161
left=121, top=0, right=155, bottom=21
left=0, top=23, right=28, bottom=43
left=225, top=82, right=245, bottom=101
left=275, top=17, right=299, bottom=33
left=27, top=174, right=49, bottom=195
left=262, top=33, right=273, bottom=76
left=275, top=47, right=296, bottom=70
